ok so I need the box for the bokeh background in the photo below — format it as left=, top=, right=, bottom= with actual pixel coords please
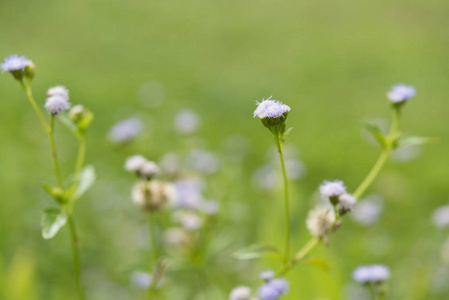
left=0, top=0, right=448, bottom=299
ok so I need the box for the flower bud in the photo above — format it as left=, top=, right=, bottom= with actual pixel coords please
left=69, top=105, right=93, bottom=131
left=131, top=180, right=176, bottom=212
left=24, top=61, right=35, bottom=80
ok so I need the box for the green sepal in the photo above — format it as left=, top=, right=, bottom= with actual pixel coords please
left=363, top=123, right=387, bottom=148
left=41, top=208, right=67, bottom=239
left=41, top=183, right=67, bottom=204
left=232, top=244, right=282, bottom=261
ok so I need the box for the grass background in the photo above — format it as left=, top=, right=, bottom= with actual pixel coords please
left=0, top=0, right=448, bottom=299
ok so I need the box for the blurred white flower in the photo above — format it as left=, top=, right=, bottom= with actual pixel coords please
left=387, top=84, right=416, bottom=103
left=432, top=204, right=449, bottom=228
left=285, top=159, right=306, bottom=180
left=140, top=161, right=160, bottom=179
left=320, top=180, right=347, bottom=198
left=174, top=178, right=205, bottom=209
left=259, top=278, right=289, bottom=300
left=45, top=95, right=71, bottom=114
left=338, top=193, right=357, bottom=214
left=130, top=271, right=152, bottom=289
left=259, top=269, right=275, bottom=281
left=47, top=85, right=69, bottom=100
left=306, top=207, right=335, bottom=238
left=353, top=265, right=390, bottom=283
left=351, top=196, right=383, bottom=226
left=124, top=155, right=147, bottom=173
left=173, top=211, right=203, bottom=231
left=229, top=286, right=252, bottom=300
left=174, top=109, right=200, bottom=134
left=187, top=149, right=220, bottom=174
left=253, top=96, right=290, bottom=119
left=108, top=118, right=143, bottom=143
left=164, top=227, right=191, bottom=247
left=132, top=180, right=176, bottom=211
left=159, top=152, right=181, bottom=175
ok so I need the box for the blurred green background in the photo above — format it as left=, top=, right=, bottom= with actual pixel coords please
left=0, top=0, right=448, bottom=299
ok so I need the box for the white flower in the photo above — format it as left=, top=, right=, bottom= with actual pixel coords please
left=132, top=180, right=176, bottom=211
left=432, top=205, right=449, bottom=228
left=174, top=109, right=200, bottom=134
left=229, top=286, right=252, bottom=300
left=174, top=178, right=205, bottom=209
left=125, top=155, right=147, bottom=173
left=108, top=118, right=143, bottom=143
left=253, top=96, right=290, bottom=119
left=320, top=180, right=347, bottom=198
left=130, top=272, right=152, bottom=289
left=140, top=161, right=160, bottom=179
left=259, top=270, right=275, bottom=281
left=46, top=85, right=69, bottom=101
left=338, top=193, right=357, bottom=213
left=173, top=211, right=203, bottom=231
left=306, top=207, right=336, bottom=238
left=353, top=265, right=390, bottom=284
left=351, top=196, right=383, bottom=226
left=1, top=54, right=30, bottom=73
left=164, top=227, right=191, bottom=247
left=387, top=84, right=416, bottom=103
left=45, top=95, right=71, bottom=114
left=187, top=149, right=220, bottom=174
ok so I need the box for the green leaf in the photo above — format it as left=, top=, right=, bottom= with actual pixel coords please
left=41, top=183, right=67, bottom=204
left=78, top=111, right=94, bottom=131
left=363, top=123, right=387, bottom=148
left=41, top=208, right=67, bottom=239
left=305, top=258, right=329, bottom=272
left=232, top=244, right=281, bottom=261
left=73, top=165, right=96, bottom=200
left=395, top=136, right=439, bottom=148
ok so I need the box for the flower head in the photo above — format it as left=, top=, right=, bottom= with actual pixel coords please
left=1, top=54, right=33, bottom=80
left=229, top=286, right=252, bottom=300
left=45, top=95, right=71, bottom=114
left=259, top=270, right=275, bottom=281
left=306, top=206, right=336, bottom=238
left=108, top=118, right=143, bottom=143
left=353, top=265, right=390, bottom=284
left=338, top=193, right=357, bottom=215
left=125, top=155, right=147, bottom=173
left=432, top=205, right=449, bottom=228
left=253, top=96, right=290, bottom=119
left=387, top=84, right=416, bottom=104
left=259, top=278, right=289, bottom=300
left=320, top=180, right=347, bottom=198
left=140, top=161, right=160, bottom=179
left=131, top=180, right=176, bottom=211
left=47, top=86, right=69, bottom=101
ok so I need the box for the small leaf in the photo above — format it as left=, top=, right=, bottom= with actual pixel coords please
left=78, top=111, right=94, bottom=131
left=395, top=136, right=439, bottom=148
left=73, top=165, right=96, bottom=200
left=305, top=258, right=329, bottom=272
left=41, top=183, right=67, bottom=204
left=363, top=123, right=387, bottom=148
left=232, top=244, right=281, bottom=261
left=283, top=127, right=293, bottom=139
left=41, top=208, right=67, bottom=239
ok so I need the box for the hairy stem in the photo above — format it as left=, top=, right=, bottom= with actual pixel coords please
left=49, top=114, right=64, bottom=187
left=20, top=80, right=49, bottom=132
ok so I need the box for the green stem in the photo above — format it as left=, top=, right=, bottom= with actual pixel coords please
left=49, top=114, right=64, bottom=187
left=68, top=215, right=85, bottom=300
left=274, top=134, right=290, bottom=263
left=147, top=211, right=158, bottom=300
left=20, top=80, right=49, bottom=132
left=368, top=283, right=378, bottom=300
left=276, top=237, right=320, bottom=276
left=275, top=108, right=401, bottom=278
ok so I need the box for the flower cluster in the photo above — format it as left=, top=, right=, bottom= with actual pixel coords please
left=125, top=155, right=161, bottom=179
left=45, top=85, right=71, bottom=114
left=387, top=84, right=416, bottom=104
left=253, top=96, right=290, bottom=119
left=229, top=271, right=289, bottom=300
left=353, top=265, right=390, bottom=284
left=1, top=54, right=34, bottom=80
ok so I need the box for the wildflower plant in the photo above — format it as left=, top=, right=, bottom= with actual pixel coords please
left=2, top=55, right=95, bottom=299
left=230, top=87, right=434, bottom=299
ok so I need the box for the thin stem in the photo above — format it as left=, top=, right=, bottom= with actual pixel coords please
left=274, top=134, right=290, bottom=263
left=368, top=283, right=377, bottom=300
left=147, top=211, right=158, bottom=300
left=49, top=114, right=64, bottom=187
left=68, top=215, right=85, bottom=300
left=20, top=80, right=49, bottom=132
left=276, top=237, right=320, bottom=276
